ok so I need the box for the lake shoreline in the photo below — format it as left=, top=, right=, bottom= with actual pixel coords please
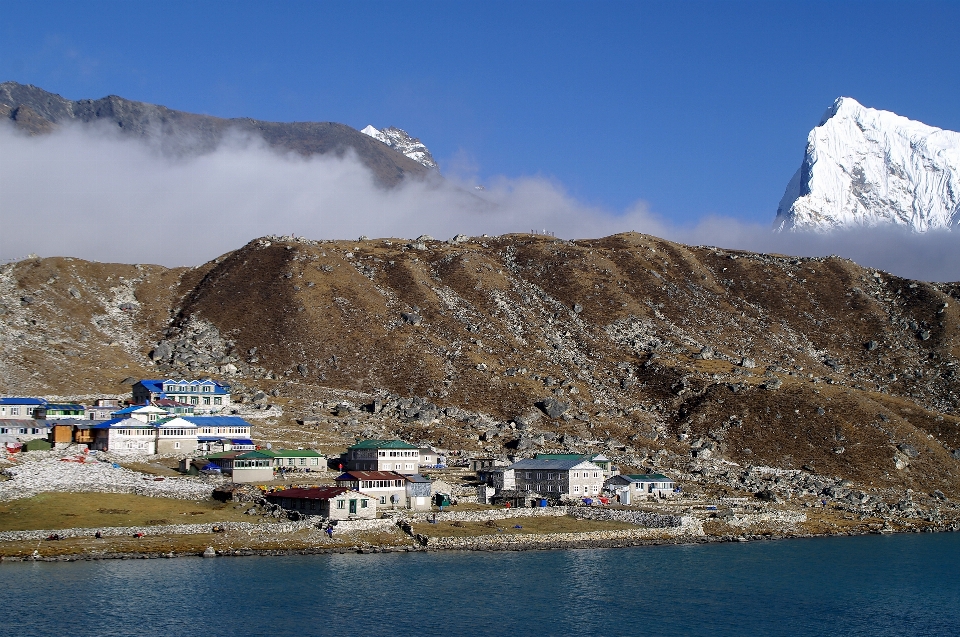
left=3, top=524, right=957, bottom=563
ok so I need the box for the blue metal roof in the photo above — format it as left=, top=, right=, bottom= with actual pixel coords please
left=90, top=417, right=155, bottom=429
left=232, top=439, right=254, bottom=445
left=181, top=416, right=251, bottom=427
left=44, top=404, right=84, bottom=410
left=139, top=379, right=231, bottom=395
left=0, top=398, right=46, bottom=406
left=112, top=405, right=154, bottom=415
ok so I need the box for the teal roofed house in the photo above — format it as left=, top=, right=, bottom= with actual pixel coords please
left=344, top=439, right=420, bottom=474
left=270, top=449, right=326, bottom=470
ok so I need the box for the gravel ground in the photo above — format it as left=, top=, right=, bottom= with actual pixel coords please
left=0, top=451, right=224, bottom=501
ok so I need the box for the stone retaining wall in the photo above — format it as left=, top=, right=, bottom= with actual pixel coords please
left=0, top=520, right=316, bottom=542
left=400, top=506, right=572, bottom=523
left=429, top=525, right=699, bottom=551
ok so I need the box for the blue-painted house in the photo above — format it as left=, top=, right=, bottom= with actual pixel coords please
left=132, top=379, right=231, bottom=413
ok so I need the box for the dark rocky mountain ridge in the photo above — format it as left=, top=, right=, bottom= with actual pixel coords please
left=0, top=81, right=431, bottom=186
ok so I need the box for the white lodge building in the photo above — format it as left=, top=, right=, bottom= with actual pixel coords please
left=86, top=414, right=253, bottom=456
left=91, top=417, right=158, bottom=455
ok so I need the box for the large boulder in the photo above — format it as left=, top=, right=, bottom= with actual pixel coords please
left=538, top=398, right=570, bottom=419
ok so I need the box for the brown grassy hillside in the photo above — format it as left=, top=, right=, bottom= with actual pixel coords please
left=3, top=233, right=960, bottom=497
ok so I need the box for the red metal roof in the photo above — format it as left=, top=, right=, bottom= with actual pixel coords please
left=266, top=487, right=349, bottom=500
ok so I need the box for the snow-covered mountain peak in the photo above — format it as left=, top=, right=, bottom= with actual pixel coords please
left=775, top=97, right=960, bottom=232
left=361, top=125, right=439, bottom=170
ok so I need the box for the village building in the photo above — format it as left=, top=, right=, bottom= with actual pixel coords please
left=535, top=453, right=618, bottom=478
left=38, top=403, right=85, bottom=420
left=155, top=417, right=199, bottom=454
left=265, top=487, right=376, bottom=520
left=268, top=449, right=326, bottom=470
left=604, top=474, right=677, bottom=504
left=186, top=415, right=254, bottom=451
left=85, top=399, right=120, bottom=421
left=230, top=450, right=274, bottom=483
left=0, top=419, right=52, bottom=445
left=343, top=439, right=420, bottom=474
left=0, top=398, right=45, bottom=420
left=404, top=474, right=433, bottom=511
left=89, top=417, right=158, bottom=455
left=48, top=419, right=87, bottom=446
left=418, top=447, right=445, bottom=468
left=508, top=458, right=606, bottom=500
left=152, top=399, right=195, bottom=416
left=477, top=466, right=516, bottom=490
left=335, top=470, right=411, bottom=509
left=112, top=404, right=169, bottom=423
left=132, top=379, right=231, bottom=412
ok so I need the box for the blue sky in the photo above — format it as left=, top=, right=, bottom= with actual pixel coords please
left=3, top=0, right=960, bottom=227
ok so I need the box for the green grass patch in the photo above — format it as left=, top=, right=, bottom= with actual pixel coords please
left=0, top=492, right=265, bottom=531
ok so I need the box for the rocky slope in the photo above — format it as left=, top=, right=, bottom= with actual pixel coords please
left=0, top=82, right=430, bottom=186
left=361, top=125, right=439, bottom=170
left=776, top=97, right=960, bottom=231
left=3, top=233, right=960, bottom=506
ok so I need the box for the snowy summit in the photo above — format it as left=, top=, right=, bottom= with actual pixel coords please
left=775, top=97, right=960, bottom=232
left=361, top=125, right=439, bottom=170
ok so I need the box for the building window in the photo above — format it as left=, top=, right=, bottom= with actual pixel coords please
left=361, top=499, right=368, bottom=508
left=214, top=397, right=222, bottom=405
left=379, top=496, right=386, bottom=505
left=337, top=500, right=345, bottom=509
left=203, top=397, right=210, bottom=405
left=174, top=442, right=180, bottom=449
left=11, top=407, right=19, bottom=416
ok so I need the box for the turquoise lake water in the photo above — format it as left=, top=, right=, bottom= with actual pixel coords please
left=3, top=532, right=959, bottom=636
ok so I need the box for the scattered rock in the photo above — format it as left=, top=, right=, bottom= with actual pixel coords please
left=401, top=312, right=423, bottom=325
left=739, top=357, right=756, bottom=368
left=538, top=397, right=570, bottom=419
left=202, top=547, right=217, bottom=558
left=865, top=340, right=878, bottom=351
left=897, top=443, right=919, bottom=458
left=763, top=378, right=782, bottom=390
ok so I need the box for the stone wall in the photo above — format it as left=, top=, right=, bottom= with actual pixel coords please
left=0, top=519, right=316, bottom=542
left=395, top=505, right=698, bottom=532
left=428, top=525, right=700, bottom=551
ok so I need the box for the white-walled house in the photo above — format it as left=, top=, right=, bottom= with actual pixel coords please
left=155, top=416, right=199, bottom=454
left=111, top=404, right=170, bottom=423
left=0, top=398, right=45, bottom=420
left=604, top=474, right=677, bottom=504
left=90, top=417, right=157, bottom=455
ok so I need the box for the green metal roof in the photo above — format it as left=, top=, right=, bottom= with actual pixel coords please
left=271, top=449, right=324, bottom=457
left=348, top=439, right=418, bottom=450
left=236, top=450, right=275, bottom=460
